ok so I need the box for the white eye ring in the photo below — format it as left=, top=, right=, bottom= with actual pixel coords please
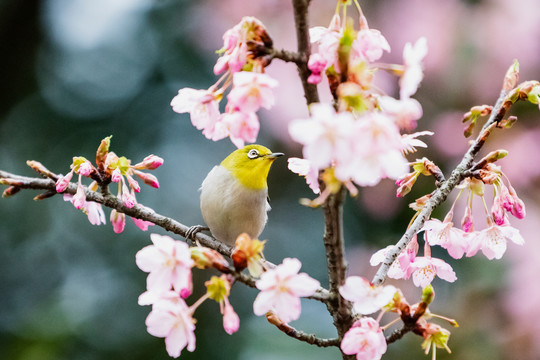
left=247, top=149, right=259, bottom=159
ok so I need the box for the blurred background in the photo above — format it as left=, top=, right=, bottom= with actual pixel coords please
left=1, top=0, right=539, bottom=359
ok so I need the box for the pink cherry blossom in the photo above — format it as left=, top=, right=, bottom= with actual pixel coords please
left=339, top=276, right=396, bottom=315
left=289, top=103, right=355, bottom=171
left=466, top=224, right=525, bottom=260
left=253, top=257, right=320, bottom=323
left=400, top=37, right=428, bottom=99
left=221, top=110, right=260, bottom=149
left=136, top=234, right=194, bottom=295
left=86, top=201, right=106, bottom=226
left=378, top=96, right=423, bottom=131
left=370, top=236, right=418, bottom=279
left=423, top=218, right=469, bottom=259
left=170, top=88, right=221, bottom=139
left=287, top=157, right=320, bottom=194
left=409, top=256, right=457, bottom=288
left=145, top=298, right=196, bottom=358
left=352, top=29, right=390, bottom=63
left=341, top=317, right=387, bottom=360
left=227, top=72, right=278, bottom=113
left=336, top=112, right=409, bottom=186
left=309, top=14, right=342, bottom=72
left=138, top=289, right=182, bottom=306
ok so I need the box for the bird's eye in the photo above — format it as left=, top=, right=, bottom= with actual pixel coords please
left=247, top=149, right=259, bottom=159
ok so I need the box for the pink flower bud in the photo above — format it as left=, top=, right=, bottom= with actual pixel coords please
left=122, top=184, right=136, bottom=208
left=55, top=170, right=74, bottom=193
left=134, top=170, right=160, bottom=188
left=180, top=288, right=192, bottom=299
left=491, top=198, right=506, bottom=226
left=110, top=209, right=126, bottom=234
left=134, top=155, right=164, bottom=170
left=222, top=303, right=240, bottom=335
left=78, top=161, right=93, bottom=176
left=461, top=206, right=474, bottom=233
left=125, top=174, right=141, bottom=192
left=307, top=53, right=327, bottom=74
left=73, top=183, right=86, bottom=210
left=111, top=168, right=122, bottom=183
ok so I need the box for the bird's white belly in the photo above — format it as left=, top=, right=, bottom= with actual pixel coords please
left=200, top=166, right=269, bottom=246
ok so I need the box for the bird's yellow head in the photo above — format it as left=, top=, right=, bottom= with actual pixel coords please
left=221, top=144, right=283, bottom=190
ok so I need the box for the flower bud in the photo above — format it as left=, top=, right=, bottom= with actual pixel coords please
left=133, top=154, right=164, bottom=170
left=223, top=302, right=240, bottom=335
left=110, top=209, right=126, bottom=234
left=55, top=170, right=74, bottom=193
left=96, top=136, right=112, bottom=170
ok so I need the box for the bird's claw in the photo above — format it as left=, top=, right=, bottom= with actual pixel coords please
left=185, top=225, right=209, bottom=242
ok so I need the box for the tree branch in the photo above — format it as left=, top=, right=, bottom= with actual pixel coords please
left=371, top=88, right=510, bottom=286
left=0, top=169, right=334, bottom=307
left=292, top=0, right=319, bottom=105
left=266, top=311, right=341, bottom=348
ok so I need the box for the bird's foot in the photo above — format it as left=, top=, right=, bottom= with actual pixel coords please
left=185, top=225, right=209, bottom=243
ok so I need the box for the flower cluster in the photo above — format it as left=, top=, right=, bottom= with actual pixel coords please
left=171, top=17, right=278, bottom=148
left=135, top=233, right=320, bottom=358
left=424, top=163, right=526, bottom=261
left=136, top=234, right=240, bottom=357
left=55, top=136, right=162, bottom=232
left=288, top=6, right=431, bottom=205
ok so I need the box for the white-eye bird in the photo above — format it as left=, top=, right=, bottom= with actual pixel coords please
left=199, top=144, right=283, bottom=247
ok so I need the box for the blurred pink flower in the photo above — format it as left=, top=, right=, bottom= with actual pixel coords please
left=145, top=298, right=196, bottom=358
left=409, top=256, right=457, bottom=288
left=341, top=317, right=387, bottom=360
left=307, top=53, right=327, bottom=84
left=400, top=37, right=428, bottom=99
left=352, top=29, right=390, bottom=63
left=310, top=14, right=342, bottom=72
left=221, top=110, right=260, bottom=148
left=289, top=103, right=355, bottom=171
left=378, top=95, right=422, bottom=131
left=339, top=276, right=396, bottom=315
left=287, top=157, right=320, bottom=194
left=227, top=72, right=278, bottom=113
left=253, top=257, right=320, bottom=323
left=337, top=113, right=408, bottom=186
left=170, top=88, right=221, bottom=139
left=136, top=234, right=194, bottom=296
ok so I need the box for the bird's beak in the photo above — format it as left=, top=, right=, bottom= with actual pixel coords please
left=266, top=152, right=284, bottom=160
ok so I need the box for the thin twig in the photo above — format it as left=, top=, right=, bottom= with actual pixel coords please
left=371, top=88, right=510, bottom=286
left=266, top=311, right=340, bottom=348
